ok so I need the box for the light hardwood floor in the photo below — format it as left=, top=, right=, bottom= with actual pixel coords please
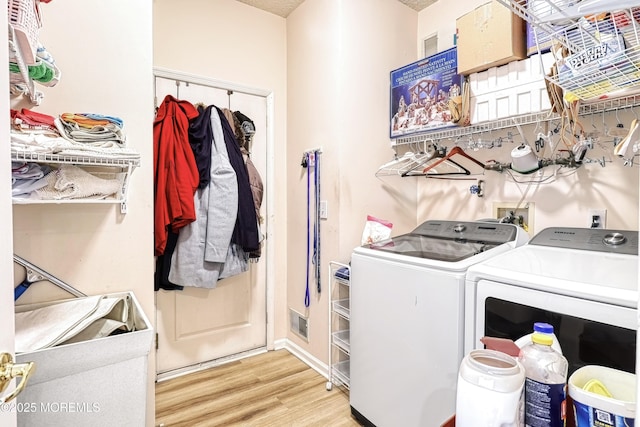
left=155, top=349, right=362, bottom=427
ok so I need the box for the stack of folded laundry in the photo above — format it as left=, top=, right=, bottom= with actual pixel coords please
left=10, top=108, right=139, bottom=159
left=12, top=161, right=124, bottom=201
left=55, top=112, right=126, bottom=148
left=10, top=109, right=139, bottom=200
left=12, top=162, right=51, bottom=198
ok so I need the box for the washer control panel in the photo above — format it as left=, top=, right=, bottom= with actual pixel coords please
left=529, top=227, right=638, bottom=255
left=412, top=220, right=518, bottom=244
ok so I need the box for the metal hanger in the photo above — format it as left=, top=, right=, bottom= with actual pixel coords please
left=401, top=146, right=471, bottom=177
left=421, top=146, right=485, bottom=174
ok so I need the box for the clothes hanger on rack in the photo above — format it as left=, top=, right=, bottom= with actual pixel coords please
left=402, top=149, right=471, bottom=177
left=375, top=141, right=431, bottom=177
left=421, top=146, right=485, bottom=174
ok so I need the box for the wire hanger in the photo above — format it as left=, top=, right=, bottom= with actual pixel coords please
left=403, top=144, right=471, bottom=177
left=421, top=146, right=485, bottom=174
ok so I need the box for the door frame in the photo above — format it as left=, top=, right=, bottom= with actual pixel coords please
left=1, top=3, right=17, bottom=425
left=152, top=67, right=276, bottom=370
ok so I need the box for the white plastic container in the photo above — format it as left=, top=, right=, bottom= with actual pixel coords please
left=569, top=365, right=636, bottom=427
left=456, top=349, right=525, bottom=427
left=519, top=332, right=568, bottom=427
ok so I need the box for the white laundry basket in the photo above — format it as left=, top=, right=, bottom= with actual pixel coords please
left=14, top=291, right=153, bottom=427
left=8, top=0, right=41, bottom=65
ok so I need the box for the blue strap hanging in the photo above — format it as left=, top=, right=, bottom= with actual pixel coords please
left=305, top=151, right=311, bottom=308
left=303, top=149, right=322, bottom=308
left=313, top=151, right=321, bottom=294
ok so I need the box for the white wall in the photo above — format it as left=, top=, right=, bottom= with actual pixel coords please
left=13, top=1, right=155, bottom=425
left=417, top=0, right=488, bottom=53
left=286, top=0, right=418, bottom=361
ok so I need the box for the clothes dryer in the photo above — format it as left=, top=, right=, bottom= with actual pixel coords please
left=350, top=220, right=529, bottom=427
left=464, top=227, right=638, bottom=377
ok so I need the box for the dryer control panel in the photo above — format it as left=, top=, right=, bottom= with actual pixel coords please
left=529, top=227, right=638, bottom=255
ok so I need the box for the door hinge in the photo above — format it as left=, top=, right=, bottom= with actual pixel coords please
left=155, top=332, right=159, bottom=350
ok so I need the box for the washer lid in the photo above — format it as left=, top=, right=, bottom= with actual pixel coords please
left=367, top=235, right=499, bottom=262
left=363, top=220, right=520, bottom=262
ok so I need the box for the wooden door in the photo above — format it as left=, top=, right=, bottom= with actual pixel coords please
left=154, top=74, right=268, bottom=375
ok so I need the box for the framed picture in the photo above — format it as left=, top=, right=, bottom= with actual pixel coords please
left=390, top=47, right=462, bottom=139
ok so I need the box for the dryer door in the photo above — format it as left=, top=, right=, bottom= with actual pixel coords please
left=471, top=279, right=637, bottom=376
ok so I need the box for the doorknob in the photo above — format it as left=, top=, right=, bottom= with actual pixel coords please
left=0, top=353, right=35, bottom=403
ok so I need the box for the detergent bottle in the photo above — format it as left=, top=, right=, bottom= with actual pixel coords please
left=519, top=329, right=569, bottom=427
left=515, top=322, right=563, bottom=355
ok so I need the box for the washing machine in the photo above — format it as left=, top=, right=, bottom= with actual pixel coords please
left=464, top=226, right=638, bottom=378
left=349, top=219, right=529, bottom=427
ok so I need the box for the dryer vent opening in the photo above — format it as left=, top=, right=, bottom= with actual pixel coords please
left=289, top=308, right=309, bottom=341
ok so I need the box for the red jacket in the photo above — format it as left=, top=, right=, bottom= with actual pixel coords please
left=154, top=95, right=199, bottom=256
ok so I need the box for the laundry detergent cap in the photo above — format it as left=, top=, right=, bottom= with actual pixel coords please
left=534, top=322, right=554, bottom=334
left=532, top=332, right=553, bottom=346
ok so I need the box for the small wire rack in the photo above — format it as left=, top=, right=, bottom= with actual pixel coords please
left=499, top=0, right=640, bottom=100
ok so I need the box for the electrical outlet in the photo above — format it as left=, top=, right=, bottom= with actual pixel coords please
left=588, top=209, right=606, bottom=229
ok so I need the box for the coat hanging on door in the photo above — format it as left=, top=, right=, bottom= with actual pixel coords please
left=224, top=108, right=264, bottom=259
left=153, top=95, right=200, bottom=257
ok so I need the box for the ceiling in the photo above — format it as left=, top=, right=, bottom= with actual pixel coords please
left=236, top=0, right=439, bottom=18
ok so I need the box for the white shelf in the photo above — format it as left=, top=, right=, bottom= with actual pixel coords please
left=332, top=330, right=350, bottom=354
left=328, top=261, right=351, bottom=390
left=11, top=150, right=138, bottom=214
left=331, top=360, right=350, bottom=389
left=12, top=151, right=141, bottom=168
left=332, top=299, right=350, bottom=319
left=392, top=93, right=640, bottom=147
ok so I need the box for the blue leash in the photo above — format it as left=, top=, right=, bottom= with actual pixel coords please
left=305, top=151, right=311, bottom=307
left=304, top=150, right=322, bottom=307
left=313, top=151, right=321, bottom=294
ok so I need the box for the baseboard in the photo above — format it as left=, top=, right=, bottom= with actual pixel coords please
left=157, top=339, right=328, bottom=382
left=156, top=347, right=268, bottom=382
left=275, top=338, right=329, bottom=380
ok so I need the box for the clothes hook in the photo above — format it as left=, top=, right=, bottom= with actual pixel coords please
left=227, top=90, right=233, bottom=109
left=175, top=80, right=180, bottom=99
left=615, top=108, right=623, bottom=129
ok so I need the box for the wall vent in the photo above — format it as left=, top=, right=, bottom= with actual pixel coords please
left=289, top=308, right=309, bottom=341
left=423, top=34, right=438, bottom=58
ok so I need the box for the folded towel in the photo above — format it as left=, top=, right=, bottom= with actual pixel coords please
left=35, top=164, right=123, bottom=200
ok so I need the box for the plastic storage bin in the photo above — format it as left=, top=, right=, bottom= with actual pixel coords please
left=8, top=0, right=41, bottom=65
left=569, top=365, right=636, bottom=427
left=14, top=291, right=153, bottom=427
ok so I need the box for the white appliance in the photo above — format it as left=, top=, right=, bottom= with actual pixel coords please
left=465, top=227, right=638, bottom=378
left=350, top=220, right=529, bottom=427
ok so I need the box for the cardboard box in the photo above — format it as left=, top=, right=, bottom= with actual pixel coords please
left=15, top=292, right=153, bottom=427
left=456, top=0, right=527, bottom=75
